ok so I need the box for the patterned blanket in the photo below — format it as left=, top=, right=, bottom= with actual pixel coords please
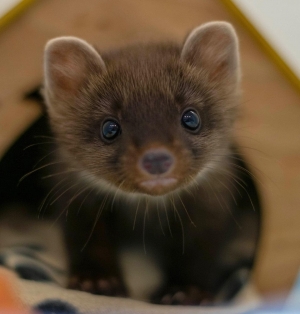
left=1, top=268, right=299, bottom=314
left=0, top=209, right=298, bottom=313
left=0, top=208, right=268, bottom=314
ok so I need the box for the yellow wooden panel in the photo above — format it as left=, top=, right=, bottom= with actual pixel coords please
left=220, top=0, right=300, bottom=93
left=0, top=0, right=36, bottom=31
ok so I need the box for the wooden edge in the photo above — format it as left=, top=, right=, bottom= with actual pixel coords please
left=0, top=0, right=37, bottom=32
left=219, top=0, right=300, bottom=93
left=0, top=101, right=42, bottom=158
left=221, top=0, right=299, bottom=295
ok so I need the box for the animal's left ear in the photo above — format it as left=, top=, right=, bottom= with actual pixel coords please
left=44, top=36, right=106, bottom=104
left=181, top=22, right=240, bottom=85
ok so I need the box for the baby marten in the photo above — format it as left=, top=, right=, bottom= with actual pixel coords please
left=20, top=21, right=261, bottom=305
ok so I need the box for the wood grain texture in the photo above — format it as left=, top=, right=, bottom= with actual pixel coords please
left=0, top=0, right=299, bottom=296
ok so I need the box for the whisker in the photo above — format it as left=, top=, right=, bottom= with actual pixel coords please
left=231, top=177, right=256, bottom=212
left=236, top=144, right=271, bottom=158
left=133, top=197, right=141, bottom=231
left=77, top=187, right=97, bottom=215
left=182, top=185, right=194, bottom=197
left=33, top=149, right=59, bottom=169
left=156, top=200, right=165, bottom=236
left=177, top=194, right=196, bottom=227
left=202, top=176, right=225, bottom=212
left=170, top=194, right=177, bottom=221
left=34, top=135, right=56, bottom=140
left=175, top=209, right=184, bottom=255
left=189, top=175, right=204, bottom=201
left=162, top=197, right=172, bottom=237
left=42, top=169, right=77, bottom=179
left=143, top=199, right=149, bottom=254
left=202, top=152, right=269, bottom=185
left=228, top=162, right=265, bottom=187
left=23, top=141, right=56, bottom=150
left=204, top=155, right=261, bottom=187
left=204, top=174, right=242, bottom=229
left=111, top=180, right=125, bottom=212
left=205, top=166, right=243, bottom=199
left=188, top=174, right=210, bottom=202
left=18, top=161, right=66, bottom=185
left=204, top=163, right=256, bottom=213
left=216, top=187, right=241, bottom=229
left=209, top=163, right=255, bottom=212
left=204, top=167, right=239, bottom=206
left=49, top=183, right=88, bottom=229
left=217, top=168, right=248, bottom=189
left=63, top=185, right=92, bottom=213
left=81, top=192, right=110, bottom=251
left=38, top=177, right=68, bottom=218
left=170, top=194, right=184, bottom=254
left=49, top=181, right=82, bottom=206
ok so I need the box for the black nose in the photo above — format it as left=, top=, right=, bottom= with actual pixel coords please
left=141, top=150, right=174, bottom=175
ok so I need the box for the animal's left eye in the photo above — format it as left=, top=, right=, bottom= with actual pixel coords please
left=101, top=120, right=121, bottom=141
left=181, top=110, right=201, bottom=131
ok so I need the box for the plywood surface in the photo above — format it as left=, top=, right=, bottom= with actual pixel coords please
left=0, top=0, right=299, bottom=296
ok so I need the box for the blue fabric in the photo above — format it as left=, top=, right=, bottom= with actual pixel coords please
left=35, top=300, right=79, bottom=314
left=246, top=270, right=300, bottom=313
left=0, top=244, right=66, bottom=286
left=284, top=269, right=300, bottom=312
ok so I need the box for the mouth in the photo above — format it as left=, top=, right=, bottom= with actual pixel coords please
left=139, top=177, right=178, bottom=190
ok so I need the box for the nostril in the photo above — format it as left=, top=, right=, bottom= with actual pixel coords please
left=141, top=150, right=174, bottom=175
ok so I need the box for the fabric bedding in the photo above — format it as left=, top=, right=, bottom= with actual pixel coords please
left=0, top=209, right=263, bottom=314
left=0, top=205, right=298, bottom=313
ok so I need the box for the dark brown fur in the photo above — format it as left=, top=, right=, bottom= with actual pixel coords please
left=42, top=22, right=260, bottom=305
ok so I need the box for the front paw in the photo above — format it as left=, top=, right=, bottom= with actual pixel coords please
left=152, top=285, right=213, bottom=306
left=68, top=274, right=127, bottom=297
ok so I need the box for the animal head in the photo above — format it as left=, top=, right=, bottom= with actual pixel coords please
left=43, top=22, right=240, bottom=197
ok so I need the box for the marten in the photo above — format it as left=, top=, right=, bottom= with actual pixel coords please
left=12, top=21, right=261, bottom=305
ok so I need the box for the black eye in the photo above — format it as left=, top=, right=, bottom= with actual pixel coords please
left=102, top=120, right=121, bottom=141
left=181, top=110, right=201, bottom=131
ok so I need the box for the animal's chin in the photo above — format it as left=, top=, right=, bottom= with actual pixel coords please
left=80, top=171, right=181, bottom=197
left=137, top=177, right=179, bottom=196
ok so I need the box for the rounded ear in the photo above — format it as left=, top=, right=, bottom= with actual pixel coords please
left=181, top=22, right=240, bottom=85
left=44, top=36, right=106, bottom=103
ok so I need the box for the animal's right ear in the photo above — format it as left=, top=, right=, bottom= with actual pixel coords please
left=181, top=22, right=240, bottom=86
left=44, top=36, right=106, bottom=104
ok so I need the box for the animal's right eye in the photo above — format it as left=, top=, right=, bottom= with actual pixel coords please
left=101, top=120, right=121, bottom=141
left=181, top=109, right=201, bottom=132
